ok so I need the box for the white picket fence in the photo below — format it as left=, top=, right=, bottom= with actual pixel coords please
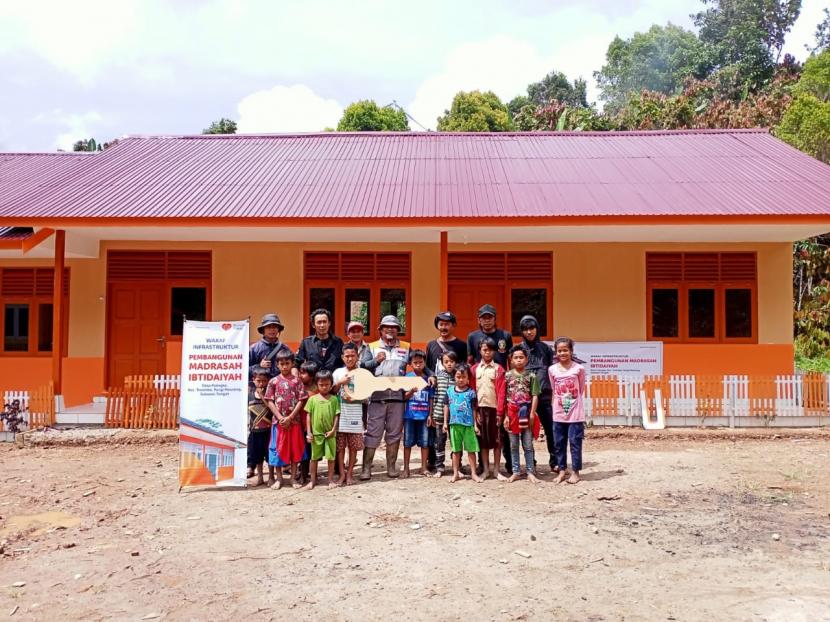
left=585, top=373, right=830, bottom=427
left=152, top=375, right=181, bottom=390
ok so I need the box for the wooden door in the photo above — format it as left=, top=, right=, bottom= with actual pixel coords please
left=449, top=284, right=505, bottom=342
left=107, top=282, right=166, bottom=386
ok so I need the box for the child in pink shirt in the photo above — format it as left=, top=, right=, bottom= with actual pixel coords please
left=548, top=336, right=586, bottom=484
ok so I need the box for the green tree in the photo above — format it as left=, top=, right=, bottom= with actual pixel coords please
left=336, top=100, right=409, bottom=131
left=693, top=0, right=801, bottom=93
left=776, top=50, right=830, bottom=162
left=526, top=71, right=588, bottom=108
left=792, top=236, right=830, bottom=359
left=72, top=138, right=102, bottom=152
left=202, top=118, right=237, bottom=135
left=595, top=24, right=710, bottom=110
left=507, top=94, right=532, bottom=119
left=814, top=8, right=830, bottom=53
left=436, top=90, right=512, bottom=132
left=695, top=0, right=801, bottom=63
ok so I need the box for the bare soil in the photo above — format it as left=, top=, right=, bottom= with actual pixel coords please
left=1, top=429, right=829, bottom=621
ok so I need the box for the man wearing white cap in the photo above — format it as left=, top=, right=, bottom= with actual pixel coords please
left=360, top=315, right=410, bottom=480
left=345, top=321, right=374, bottom=369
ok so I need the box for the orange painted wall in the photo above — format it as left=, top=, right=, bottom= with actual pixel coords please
left=0, top=239, right=797, bottom=404
left=62, top=358, right=105, bottom=407
left=211, top=241, right=440, bottom=345
left=0, top=358, right=51, bottom=400
left=663, top=344, right=794, bottom=375
left=0, top=357, right=105, bottom=408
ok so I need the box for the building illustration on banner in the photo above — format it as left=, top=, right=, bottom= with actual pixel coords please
left=179, top=417, right=246, bottom=487
left=178, top=319, right=250, bottom=489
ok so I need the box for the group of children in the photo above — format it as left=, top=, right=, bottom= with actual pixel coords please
left=247, top=335, right=586, bottom=490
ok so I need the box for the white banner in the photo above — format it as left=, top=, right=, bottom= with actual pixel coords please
left=546, top=341, right=663, bottom=377
left=178, top=320, right=249, bottom=489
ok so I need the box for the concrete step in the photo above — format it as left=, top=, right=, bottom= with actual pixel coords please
left=56, top=401, right=106, bottom=426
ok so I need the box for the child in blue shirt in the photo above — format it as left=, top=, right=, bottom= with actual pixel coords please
left=443, top=364, right=482, bottom=483
left=403, top=350, right=434, bottom=478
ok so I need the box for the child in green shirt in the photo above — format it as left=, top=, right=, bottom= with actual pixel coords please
left=304, top=370, right=340, bottom=490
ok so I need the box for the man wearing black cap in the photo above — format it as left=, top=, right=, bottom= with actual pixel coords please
left=466, top=304, right=514, bottom=474
left=426, top=311, right=468, bottom=373
left=467, top=304, right=513, bottom=368
left=248, top=313, right=292, bottom=382
left=296, top=308, right=344, bottom=373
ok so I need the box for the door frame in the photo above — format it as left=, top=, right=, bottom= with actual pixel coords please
left=447, top=251, right=554, bottom=341
left=104, top=280, right=168, bottom=387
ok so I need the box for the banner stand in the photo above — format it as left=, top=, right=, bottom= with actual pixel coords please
left=178, top=319, right=250, bottom=491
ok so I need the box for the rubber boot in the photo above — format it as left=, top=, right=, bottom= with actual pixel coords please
left=360, top=447, right=376, bottom=481
left=386, top=441, right=401, bottom=478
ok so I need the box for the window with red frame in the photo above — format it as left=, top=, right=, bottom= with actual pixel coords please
left=305, top=252, right=411, bottom=339
left=647, top=252, right=757, bottom=344
left=0, top=267, right=69, bottom=355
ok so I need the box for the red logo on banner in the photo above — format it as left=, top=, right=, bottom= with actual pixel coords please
left=221, top=323, right=232, bottom=330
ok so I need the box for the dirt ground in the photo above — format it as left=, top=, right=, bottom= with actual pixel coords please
left=1, top=429, right=829, bottom=622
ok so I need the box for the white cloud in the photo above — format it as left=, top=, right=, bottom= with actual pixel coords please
left=0, top=1, right=146, bottom=84
left=236, top=84, right=343, bottom=133
left=782, top=0, right=826, bottom=58
left=45, top=110, right=105, bottom=151
left=406, top=36, right=551, bottom=130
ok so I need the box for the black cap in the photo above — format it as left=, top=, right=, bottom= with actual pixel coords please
left=478, top=304, right=497, bottom=318
left=434, top=311, right=457, bottom=328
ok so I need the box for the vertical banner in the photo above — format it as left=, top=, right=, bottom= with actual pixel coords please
left=178, top=320, right=249, bottom=489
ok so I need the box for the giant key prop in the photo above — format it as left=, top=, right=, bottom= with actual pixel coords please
left=348, top=368, right=427, bottom=401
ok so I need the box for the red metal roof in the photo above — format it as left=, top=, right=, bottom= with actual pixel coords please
left=0, top=152, right=95, bottom=217
left=0, top=130, right=829, bottom=222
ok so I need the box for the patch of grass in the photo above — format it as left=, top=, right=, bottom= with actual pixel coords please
left=794, top=344, right=830, bottom=373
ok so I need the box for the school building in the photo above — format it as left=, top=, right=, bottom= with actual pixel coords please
left=1, top=130, right=829, bottom=409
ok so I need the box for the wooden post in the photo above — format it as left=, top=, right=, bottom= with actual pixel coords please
left=439, top=230, right=448, bottom=311
left=52, top=229, right=65, bottom=395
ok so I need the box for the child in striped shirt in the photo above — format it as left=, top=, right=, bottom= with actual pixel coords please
left=427, top=351, right=457, bottom=478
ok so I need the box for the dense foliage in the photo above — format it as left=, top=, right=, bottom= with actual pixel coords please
left=202, top=118, right=237, bottom=135
left=436, top=90, right=513, bottom=132
left=595, top=24, right=711, bottom=110
left=336, top=100, right=409, bottom=131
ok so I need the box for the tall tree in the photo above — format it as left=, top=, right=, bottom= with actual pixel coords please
left=595, top=24, right=710, bottom=110
left=436, top=90, right=512, bottom=132
left=693, top=0, right=801, bottom=91
left=776, top=50, right=830, bottom=163
left=202, top=118, right=237, bottom=135
left=814, top=8, right=830, bottom=53
left=526, top=71, right=588, bottom=108
left=336, top=100, right=409, bottom=131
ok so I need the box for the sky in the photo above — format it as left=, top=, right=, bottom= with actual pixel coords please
left=0, top=0, right=825, bottom=151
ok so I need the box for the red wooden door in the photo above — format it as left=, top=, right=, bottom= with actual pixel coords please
left=449, top=284, right=505, bottom=343
left=107, top=282, right=166, bottom=386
